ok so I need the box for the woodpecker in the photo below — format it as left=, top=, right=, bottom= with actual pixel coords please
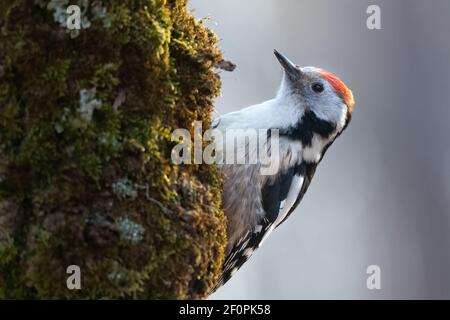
left=212, top=50, right=355, bottom=291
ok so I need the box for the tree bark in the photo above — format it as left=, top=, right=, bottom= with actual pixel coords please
left=0, top=0, right=226, bottom=299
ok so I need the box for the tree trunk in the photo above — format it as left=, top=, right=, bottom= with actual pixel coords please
left=0, top=0, right=226, bottom=299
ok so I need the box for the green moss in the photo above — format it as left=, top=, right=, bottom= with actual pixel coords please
left=0, top=0, right=226, bottom=299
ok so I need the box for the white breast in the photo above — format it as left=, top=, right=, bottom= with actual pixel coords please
left=302, top=134, right=330, bottom=163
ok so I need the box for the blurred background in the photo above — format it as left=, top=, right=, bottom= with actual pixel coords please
left=189, top=0, right=450, bottom=299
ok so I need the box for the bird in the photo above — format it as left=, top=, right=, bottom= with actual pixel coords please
left=211, top=50, right=355, bottom=291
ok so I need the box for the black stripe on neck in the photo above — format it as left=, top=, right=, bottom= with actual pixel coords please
left=280, top=110, right=336, bottom=146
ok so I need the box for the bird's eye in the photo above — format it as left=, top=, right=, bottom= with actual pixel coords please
left=312, top=82, right=324, bottom=93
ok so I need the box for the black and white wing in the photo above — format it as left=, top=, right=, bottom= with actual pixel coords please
left=214, top=162, right=317, bottom=289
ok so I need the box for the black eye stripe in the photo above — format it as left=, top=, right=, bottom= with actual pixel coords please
left=312, top=82, right=324, bottom=93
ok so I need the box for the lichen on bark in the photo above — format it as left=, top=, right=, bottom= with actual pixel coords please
left=0, top=0, right=226, bottom=299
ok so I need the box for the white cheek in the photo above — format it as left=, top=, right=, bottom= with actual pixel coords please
left=313, top=100, right=347, bottom=129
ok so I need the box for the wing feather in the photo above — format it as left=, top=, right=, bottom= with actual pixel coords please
left=214, top=162, right=316, bottom=290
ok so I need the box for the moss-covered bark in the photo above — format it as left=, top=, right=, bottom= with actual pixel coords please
left=0, top=0, right=226, bottom=299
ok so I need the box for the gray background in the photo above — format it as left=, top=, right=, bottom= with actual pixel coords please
left=189, top=0, right=450, bottom=299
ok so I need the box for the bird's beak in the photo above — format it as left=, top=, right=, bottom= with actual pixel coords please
left=274, top=49, right=302, bottom=80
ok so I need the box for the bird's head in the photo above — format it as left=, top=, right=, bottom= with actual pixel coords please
left=274, top=50, right=355, bottom=133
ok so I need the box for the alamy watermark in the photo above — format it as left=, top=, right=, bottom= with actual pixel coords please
left=66, top=265, right=81, bottom=290
left=366, top=265, right=381, bottom=290
left=171, top=121, right=281, bottom=176
left=367, top=5, right=382, bottom=30
left=66, top=5, right=81, bottom=31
